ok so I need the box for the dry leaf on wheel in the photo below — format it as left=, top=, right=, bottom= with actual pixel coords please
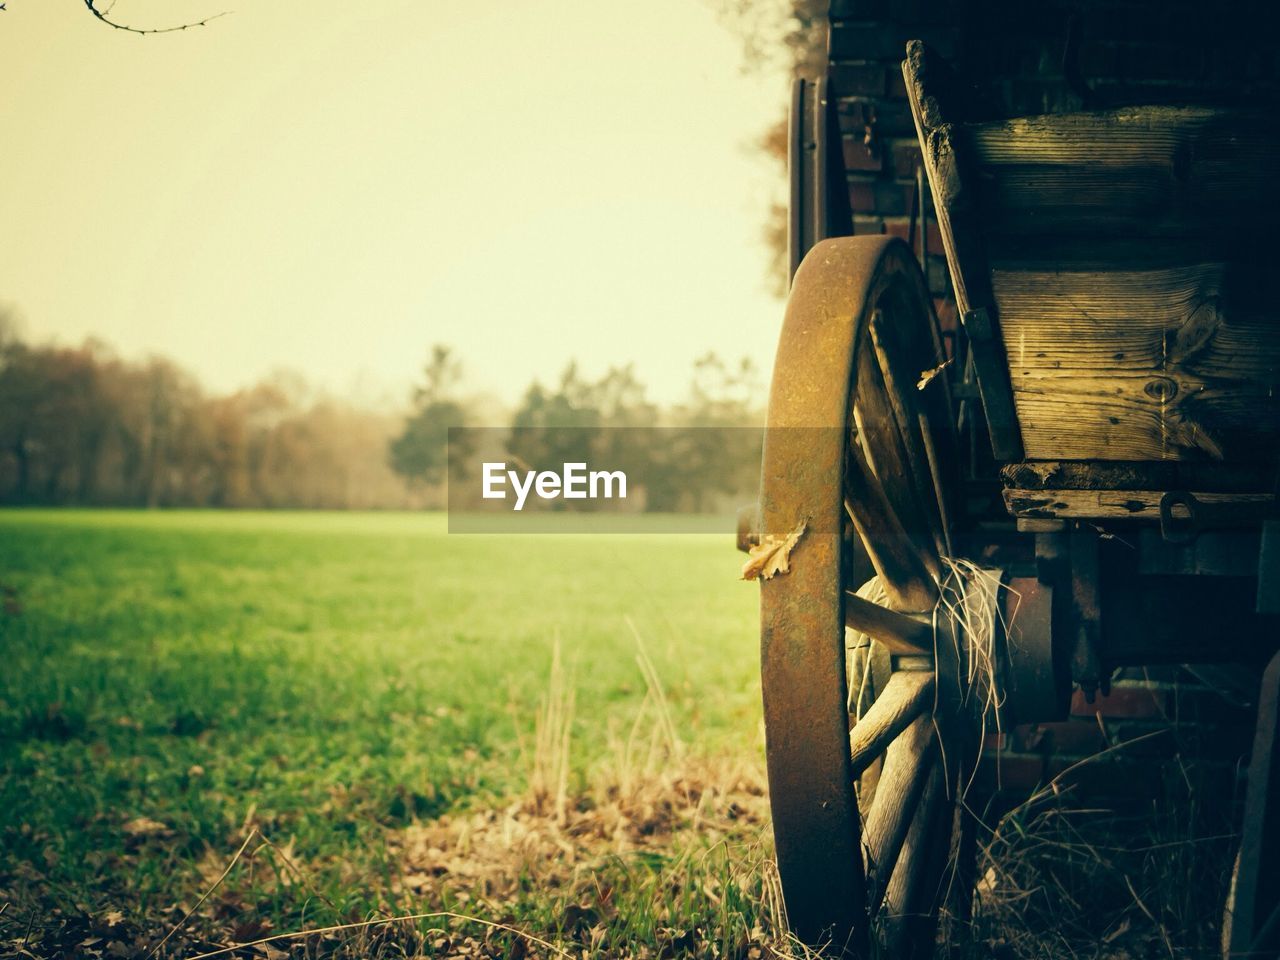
left=740, top=519, right=807, bottom=580
left=916, top=358, right=953, bottom=390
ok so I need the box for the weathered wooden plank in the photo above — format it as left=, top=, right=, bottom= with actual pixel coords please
left=1003, top=488, right=1274, bottom=520
left=1010, top=369, right=1277, bottom=405
left=989, top=264, right=1280, bottom=461
left=993, top=262, right=1248, bottom=335
left=1008, top=373, right=1280, bottom=461
left=1001, top=461, right=1277, bottom=493
left=967, top=106, right=1273, bottom=167
left=960, top=107, right=1280, bottom=237
left=986, top=235, right=1247, bottom=271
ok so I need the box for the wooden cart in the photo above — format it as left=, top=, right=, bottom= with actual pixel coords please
left=745, top=40, right=1280, bottom=959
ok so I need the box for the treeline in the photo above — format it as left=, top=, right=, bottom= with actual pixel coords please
left=0, top=329, right=764, bottom=510
left=432, top=351, right=766, bottom=513
left=0, top=333, right=414, bottom=508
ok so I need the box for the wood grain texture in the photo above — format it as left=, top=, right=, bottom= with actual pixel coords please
left=849, top=670, right=935, bottom=778
left=991, top=265, right=1280, bottom=461
left=906, top=41, right=1280, bottom=466
left=880, top=762, right=944, bottom=932
left=862, top=713, right=936, bottom=894
left=845, top=591, right=935, bottom=656
left=1001, top=461, right=1277, bottom=492
left=964, top=107, right=1280, bottom=238
left=1003, top=488, right=1274, bottom=519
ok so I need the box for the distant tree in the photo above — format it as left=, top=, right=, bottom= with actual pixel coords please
left=660, top=353, right=765, bottom=511
left=506, top=363, right=659, bottom=510
left=507, top=364, right=604, bottom=480
left=0, top=338, right=113, bottom=504
left=389, top=346, right=472, bottom=489
left=682, top=352, right=764, bottom=427
left=713, top=0, right=829, bottom=296
left=0, top=322, right=415, bottom=509
left=712, top=0, right=828, bottom=81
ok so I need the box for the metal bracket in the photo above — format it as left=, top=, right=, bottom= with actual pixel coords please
left=1068, top=524, right=1105, bottom=701
left=1160, top=490, right=1278, bottom=545
left=788, top=77, right=853, bottom=282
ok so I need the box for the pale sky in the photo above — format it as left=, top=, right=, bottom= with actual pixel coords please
left=0, top=0, right=789, bottom=408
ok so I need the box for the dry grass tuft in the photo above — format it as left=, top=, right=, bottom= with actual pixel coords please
left=528, top=636, right=576, bottom=825
left=936, top=558, right=1012, bottom=733
left=387, top=624, right=792, bottom=959
left=86, top=630, right=808, bottom=960
left=950, top=743, right=1240, bottom=959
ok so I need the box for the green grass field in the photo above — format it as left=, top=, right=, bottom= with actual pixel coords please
left=0, top=510, right=774, bottom=958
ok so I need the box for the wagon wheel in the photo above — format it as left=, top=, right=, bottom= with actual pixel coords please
left=758, top=236, right=973, bottom=958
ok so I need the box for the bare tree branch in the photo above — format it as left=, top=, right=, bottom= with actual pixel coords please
left=83, top=0, right=230, bottom=35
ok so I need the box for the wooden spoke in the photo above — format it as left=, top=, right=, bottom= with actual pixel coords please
left=849, top=671, right=935, bottom=778
left=853, top=344, right=942, bottom=581
left=844, top=439, right=939, bottom=612
left=862, top=714, right=938, bottom=909
left=844, top=591, right=934, bottom=655
left=880, top=761, right=945, bottom=950
left=868, top=312, right=948, bottom=561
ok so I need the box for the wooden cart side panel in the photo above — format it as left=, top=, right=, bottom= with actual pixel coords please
left=964, top=106, right=1280, bottom=241
left=993, top=264, right=1280, bottom=461
left=904, top=40, right=1280, bottom=465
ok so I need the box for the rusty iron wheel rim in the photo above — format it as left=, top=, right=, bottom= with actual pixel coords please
left=759, top=236, right=963, bottom=957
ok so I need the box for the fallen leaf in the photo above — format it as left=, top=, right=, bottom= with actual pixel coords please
left=740, top=520, right=807, bottom=581
left=977, top=865, right=998, bottom=893
left=102, top=910, right=124, bottom=927
left=917, top=358, right=953, bottom=390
